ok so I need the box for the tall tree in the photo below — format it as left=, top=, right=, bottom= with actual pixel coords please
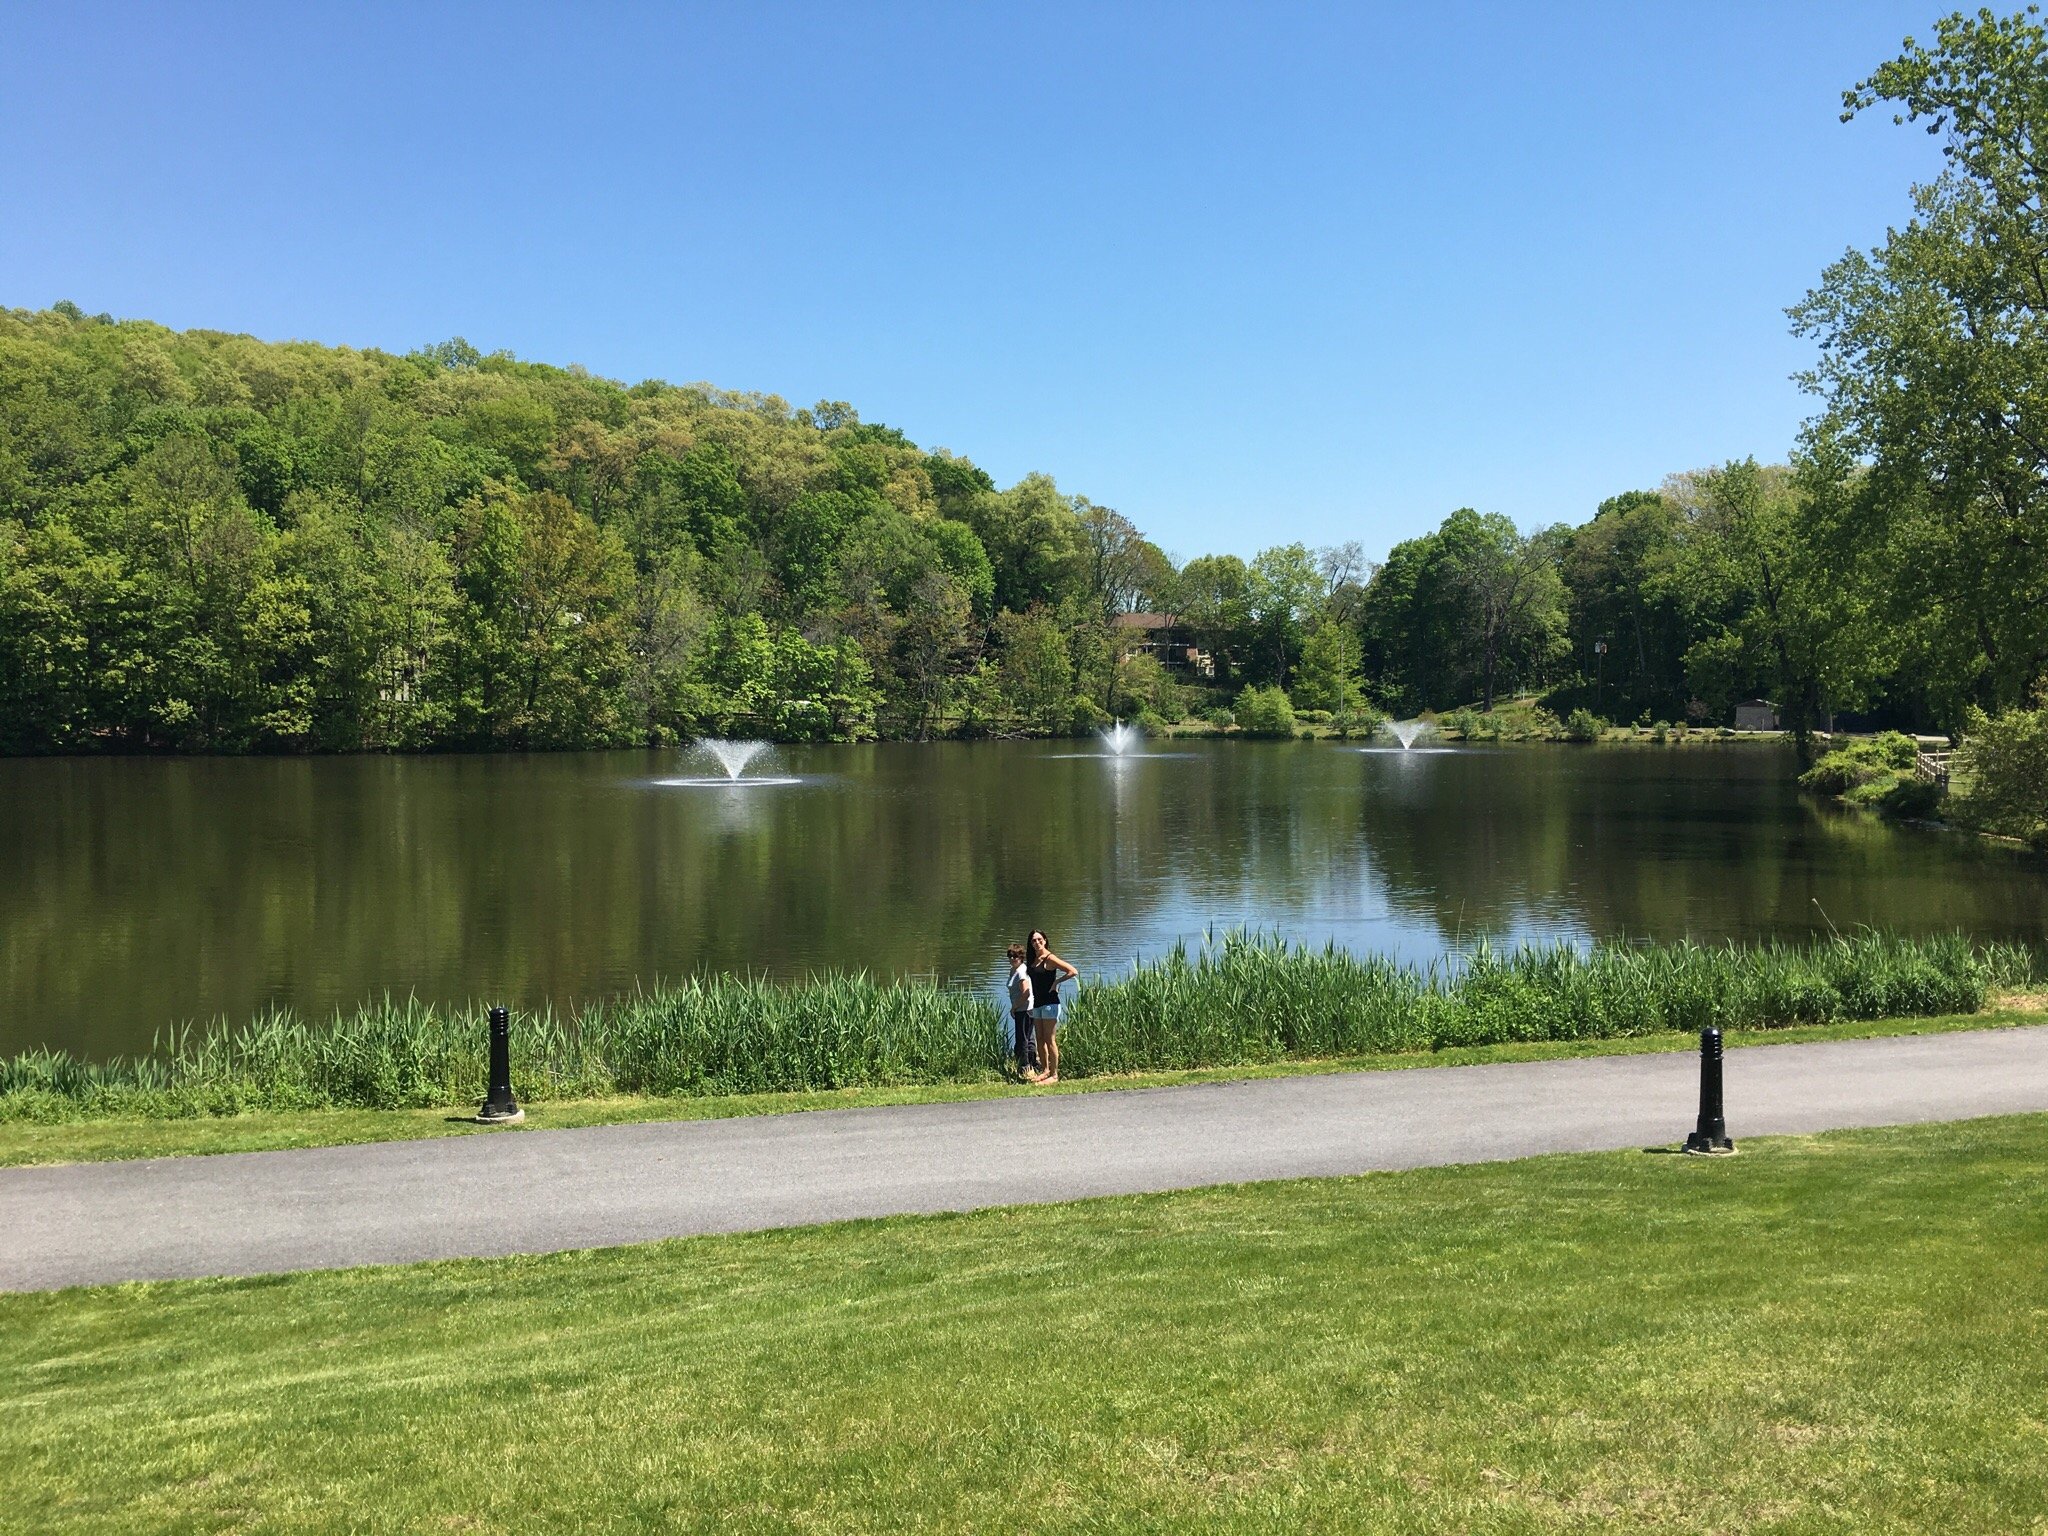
left=1244, top=543, right=1326, bottom=686
left=1292, top=618, right=1365, bottom=713
left=1671, top=460, right=1883, bottom=751
left=1789, top=6, right=2048, bottom=718
left=1174, top=553, right=1251, bottom=683
left=1075, top=501, right=1170, bottom=618
left=1437, top=510, right=1567, bottom=711
left=1561, top=490, right=1690, bottom=720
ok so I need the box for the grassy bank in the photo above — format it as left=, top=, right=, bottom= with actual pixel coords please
left=6, top=1115, right=2045, bottom=1532
left=3, top=932, right=2035, bottom=1124
left=7, top=1006, right=2039, bottom=1167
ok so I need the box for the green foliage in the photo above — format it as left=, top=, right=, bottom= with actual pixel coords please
left=1204, top=705, right=1235, bottom=730
left=1233, top=684, right=1296, bottom=738
left=1802, top=738, right=1902, bottom=795
left=1846, top=774, right=1943, bottom=820
left=1441, top=700, right=1563, bottom=742
left=5, top=229, right=2042, bottom=756
left=1356, top=508, right=1568, bottom=713
left=0, top=309, right=1084, bottom=748
left=1329, top=704, right=1387, bottom=739
left=1111, top=648, right=1184, bottom=723
left=1789, top=10, right=2048, bottom=723
left=1291, top=619, right=1364, bottom=713
left=3, top=933, right=2025, bottom=1122
left=1069, top=695, right=1112, bottom=733
left=992, top=608, right=1074, bottom=732
left=1802, top=731, right=1949, bottom=820
left=687, top=614, right=879, bottom=740
left=1175, top=554, right=1251, bottom=685
left=1564, top=707, right=1607, bottom=742
left=1561, top=490, right=1691, bottom=721
left=1948, top=697, right=2048, bottom=845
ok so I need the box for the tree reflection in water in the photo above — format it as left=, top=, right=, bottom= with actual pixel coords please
left=2, top=742, right=2042, bottom=1059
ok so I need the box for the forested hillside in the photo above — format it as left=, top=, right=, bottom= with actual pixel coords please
left=0, top=308, right=1194, bottom=750
left=0, top=13, right=2042, bottom=758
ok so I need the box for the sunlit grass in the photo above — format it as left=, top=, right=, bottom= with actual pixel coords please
left=4, top=1115, right=2044, bottom=1533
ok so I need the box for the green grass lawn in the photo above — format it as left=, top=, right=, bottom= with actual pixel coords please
left=4, top=1005, right=2040, bottom=1168
left=5, top=1114, right=2045, bottom=1533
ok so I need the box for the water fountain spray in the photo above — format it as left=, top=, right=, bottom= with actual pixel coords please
left=1100, top=722, right=1142, bottom=757
left=1388, top=720, right=1432, bottom=750
left=699, top=739, right=771, bottom=780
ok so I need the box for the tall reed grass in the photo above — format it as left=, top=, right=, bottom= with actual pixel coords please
left=2, top=932, right=2035, bottom=1122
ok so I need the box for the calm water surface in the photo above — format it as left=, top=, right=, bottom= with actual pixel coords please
left=5, top=741, right=2045, bottom=1059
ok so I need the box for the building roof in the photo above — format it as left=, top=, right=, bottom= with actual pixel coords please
left=1113, top=611, right=1179, bottom=631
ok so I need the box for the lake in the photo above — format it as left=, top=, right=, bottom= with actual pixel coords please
left=4, top=740, right=2045, bottom=1060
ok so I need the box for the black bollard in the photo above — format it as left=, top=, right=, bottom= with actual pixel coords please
left=1682, top=1026, right=1734, bottom=1155
left=478, top=1005, right=524, bottom=1124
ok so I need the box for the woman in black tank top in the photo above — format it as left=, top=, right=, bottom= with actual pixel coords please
left=1024, top=929, right=1078, bottom=1083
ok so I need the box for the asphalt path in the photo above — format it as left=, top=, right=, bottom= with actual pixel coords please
left=8, top=1026, right=2047, bottom=1292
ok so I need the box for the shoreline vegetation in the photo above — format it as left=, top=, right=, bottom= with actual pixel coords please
left=5, top=932, right=2035, bottom=1126
left=1800, top=717, right=2048, bottom=852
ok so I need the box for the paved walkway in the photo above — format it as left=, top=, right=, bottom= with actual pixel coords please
left=8, top=1027, right=2047, bottom=1292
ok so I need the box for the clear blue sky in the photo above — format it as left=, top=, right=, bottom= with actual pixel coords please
left=1, top=1, right=1946, bottom=559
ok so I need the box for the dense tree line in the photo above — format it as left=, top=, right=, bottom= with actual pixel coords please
left=0, top=312, right=1194, bottom=750
left=2, top=11, right=2044, bottom=764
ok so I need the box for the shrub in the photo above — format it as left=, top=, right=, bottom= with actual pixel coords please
left=1204, top=706, right=1235, bottom=731
left=1803, top=734, right=1938, bottom=812
left=1652, top=722, right=1670, bottom=743
left=1297, top=708, right=1334, bottom=726
left=1851, top=774, right=1941, bottom=823
left=1801, top=743, right=1894, bottom=795
left=1330, top=705, right=1388, bottom=740
left=1871, top=730, right=1920, bottom=769
left=1134, top=709, right=1169, bottom=737
left=1069, top=696, right=1112, bottom=733
left=1564, top=708, right=1607, bottom=743
left=1234, top=685, right=1296, bottom=738
left=1948, top=699, right=2048, bottom=844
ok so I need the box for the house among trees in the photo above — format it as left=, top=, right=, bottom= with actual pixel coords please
left=1112, top=612, right=1213, bottom=677
left=1734, top=699, right=1780, bottom=732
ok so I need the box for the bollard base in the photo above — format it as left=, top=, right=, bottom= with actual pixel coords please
left=1682, top=1134, right=1736, bottom=1156
left=475, top=1105, right=525, bottom=1125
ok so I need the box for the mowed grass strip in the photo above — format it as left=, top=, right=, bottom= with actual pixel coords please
left=5, top=1116, right=2045, bottom=1534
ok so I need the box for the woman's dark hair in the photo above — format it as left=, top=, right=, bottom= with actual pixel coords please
left=1029, top=930, right=1049, bottom=952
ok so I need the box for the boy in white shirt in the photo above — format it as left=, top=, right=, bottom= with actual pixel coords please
left=1006, top=943, right=1037, bottom=1077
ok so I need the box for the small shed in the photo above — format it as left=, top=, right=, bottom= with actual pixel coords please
left=1734, top=699, right=1779, bottom=732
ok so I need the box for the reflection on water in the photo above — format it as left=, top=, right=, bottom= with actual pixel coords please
left=2, top=742, right=2043, bottom=1059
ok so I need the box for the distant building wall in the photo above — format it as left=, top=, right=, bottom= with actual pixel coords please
left=1734, top=700, right=1779, bottom=731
